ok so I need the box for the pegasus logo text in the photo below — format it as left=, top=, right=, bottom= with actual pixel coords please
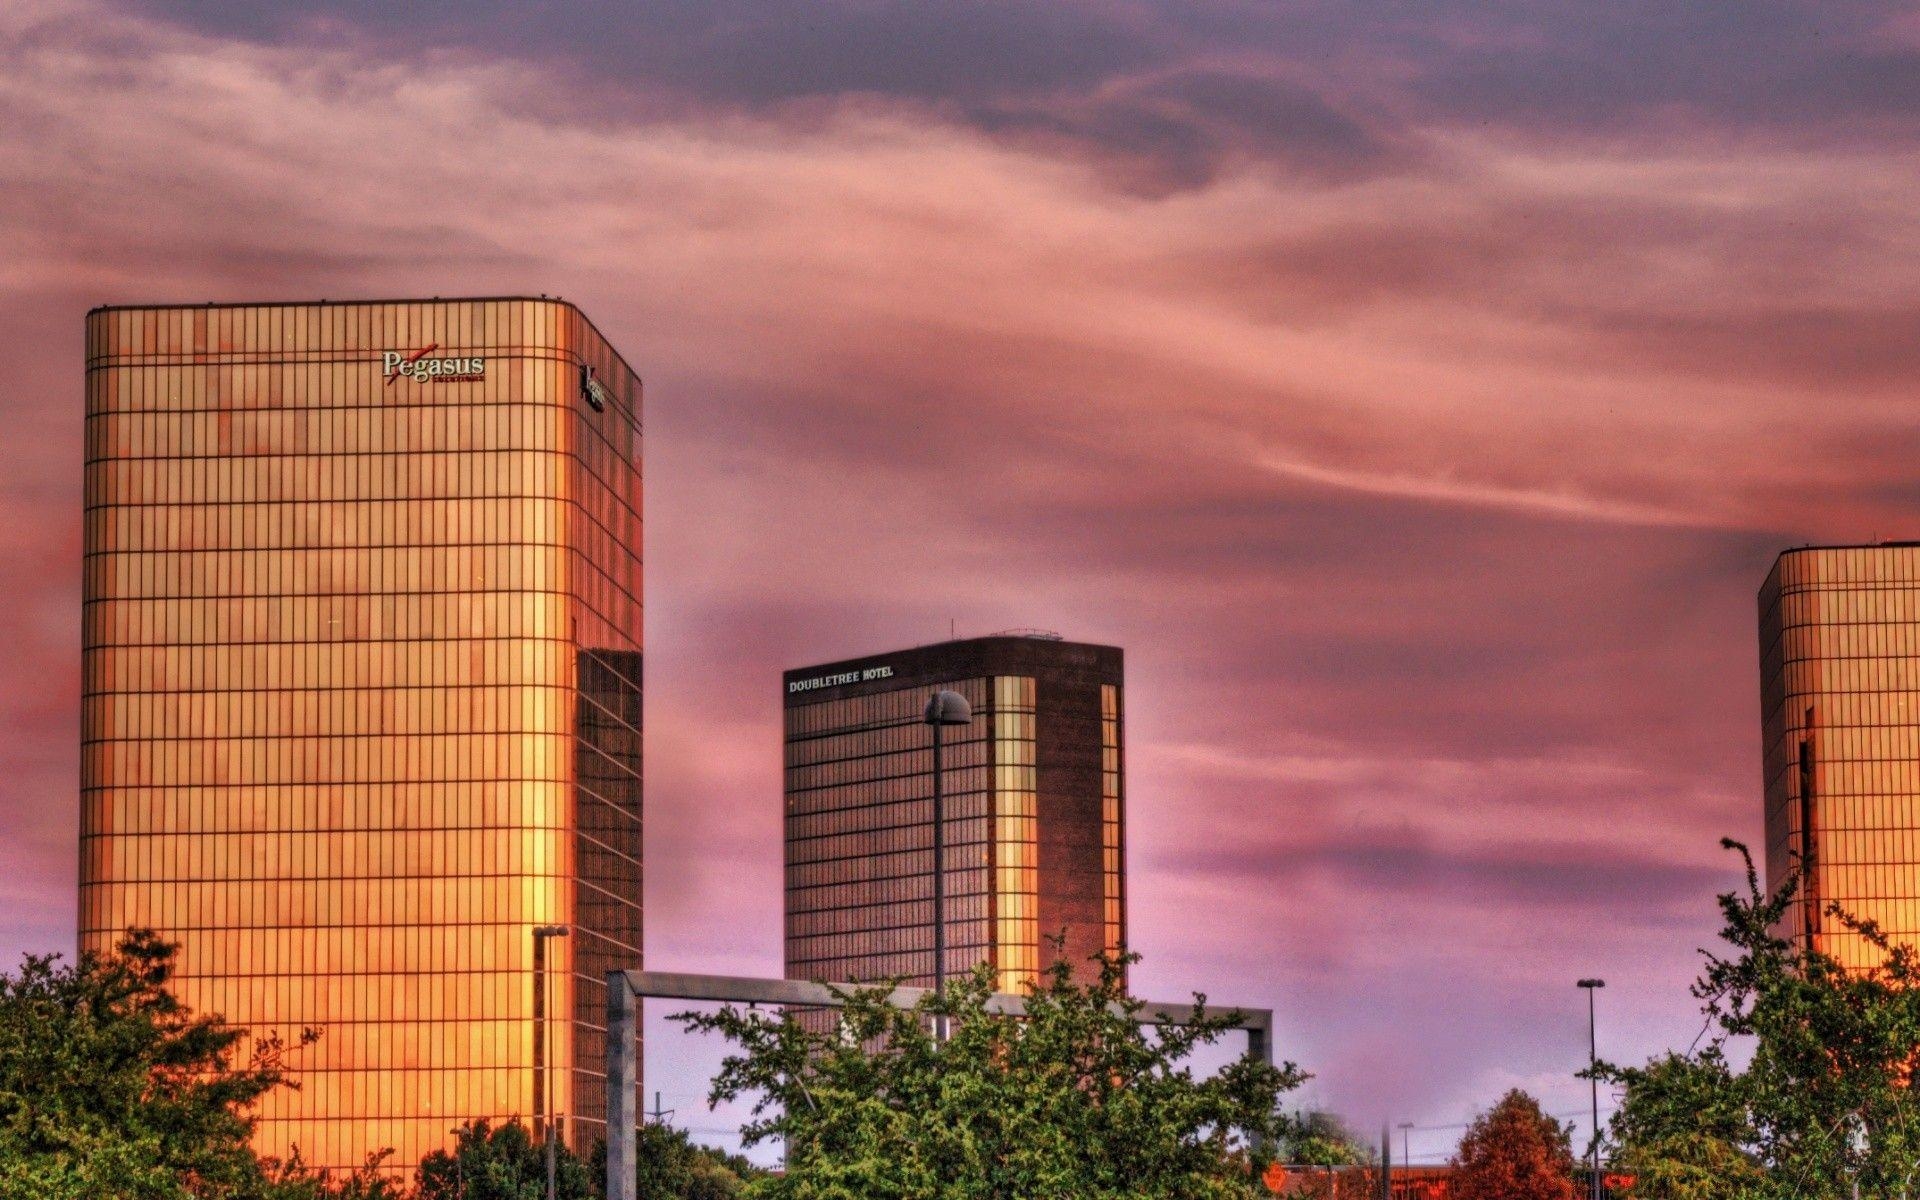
left=382, top=345, right=486, bottom=385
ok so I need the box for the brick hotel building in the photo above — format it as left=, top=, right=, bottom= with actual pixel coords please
left=783, top=634, right=1125, bottom=995
left=80, top=298, right=642, bottom=1168
left=1761, top=543, right=1920, bottom=968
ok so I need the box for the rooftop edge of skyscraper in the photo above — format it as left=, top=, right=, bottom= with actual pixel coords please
left=784, top=633, right=1122, bottom=700
left=1760, top=541, right=1920, bottom=605
left=85, top=294, right=644, bottom=404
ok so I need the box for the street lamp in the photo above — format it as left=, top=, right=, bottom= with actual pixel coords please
left=1398, top=1122, right=1414, bottom=1170
left=923, top=689, right=972, bottom=1040
left=1578, top=978, right=1606, bottom=1200
left=534, top=925, right=571, bottom=1200
left=449, top=1126, right=465, bottom=1200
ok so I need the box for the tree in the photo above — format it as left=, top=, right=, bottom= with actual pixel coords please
left=1450, top=1090, right=1576, bottom=1200
left=1280, top=1110, right=1371, bottom=1168
left=589, top=1122, right=764, bottom=1200
left=1267, top=1113, right=1374, bottom=1198
left=1600, top=1050, right=1760, bottom=1200
left=416, top=1119, right=594, bottom=1200
left=1599, top=839, right=1920, bottom=1199
left=1276, top=1111, right=1374, bottom=1199
left=676, top=949, right=1306, bottom=1199
left=0, top=929, right=314, bottom=1200
left=265, top=1152, right=409, bottom=1200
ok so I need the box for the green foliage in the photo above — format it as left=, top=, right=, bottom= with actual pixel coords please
left=0, top=929, right=314, bottom=1200
left=675, top=949, right=1307, bottom=1200
left=1599, top=839, right=1920, bottom=1200
left=1450, top=1089, right=1576, bottom=1200
left=266, top=1151, right=410, bottom=1200
left=1272, top=1113, right=1376, bottom=1200
left=415, top=1119, right=594, bottom=1200
left=1601, top=1051, right=1761, bottom=1200
left=589, top=1122, right=764, bottom=1200
left=1278, top=1110, right=1372, bottom=1168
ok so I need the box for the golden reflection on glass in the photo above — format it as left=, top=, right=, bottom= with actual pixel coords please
left=80, top=300, right=642, bottom=1171
left=1761, top=545, right=1920, bottom=971
left=1101, top=684, right=1125, bottom=957
left=992, top=676, right=1038, bottom=992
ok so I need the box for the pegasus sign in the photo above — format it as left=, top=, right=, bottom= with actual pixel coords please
left=382, top=344, right=486, bottom=385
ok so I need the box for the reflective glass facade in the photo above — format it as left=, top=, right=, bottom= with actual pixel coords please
left=784, top=637, right=1123, bottom=994
left=80, top=299, right=642, bottom=1170
left=1761, top=544, right=1920, bottom=969
left=1101, top=683, right=1125, bottom=954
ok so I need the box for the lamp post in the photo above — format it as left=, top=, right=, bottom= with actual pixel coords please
left=534, top=925, right=571, bottom=1200
left=449, top=1126, right=464, bottom=1200
left=1578, top=978, right=1606, bottom=1200
left=1398, top=1122, right=1413, bottom=1170
left=923, top=689, right=972, bottom=1040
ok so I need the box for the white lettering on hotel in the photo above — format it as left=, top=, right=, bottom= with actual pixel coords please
left=788, top=665, right=894, bottom=693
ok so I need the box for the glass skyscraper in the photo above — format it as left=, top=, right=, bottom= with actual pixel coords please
left=783, top=635, right=1124, bottom=995
left=1761, top=543, right=1920, bottom=969
left=80, top=298, right=642, bottom=1169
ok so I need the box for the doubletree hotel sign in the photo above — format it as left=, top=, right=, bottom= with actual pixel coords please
left=787, top=665, right=895, bottom=693
left=382, top=344, right=486, bottom=384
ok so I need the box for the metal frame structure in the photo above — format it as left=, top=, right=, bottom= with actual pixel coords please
left=604, top=970, right=1275, bottom=1200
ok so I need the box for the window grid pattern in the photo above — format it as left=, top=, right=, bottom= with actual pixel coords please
left=1101, top=684, right=1125, bottom=955
left=1761, top=545, right=1920, bottom=971
left=78, top=300, right=642, bottom=1171
left=993, top=676, right=1038, bottom=992
left=785, top=679, right=998, bottom=985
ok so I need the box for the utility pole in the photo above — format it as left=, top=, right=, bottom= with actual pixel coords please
left=647, top=1091, right=675, bottom=1126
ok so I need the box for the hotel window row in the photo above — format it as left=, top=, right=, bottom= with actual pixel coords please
left=88, top=497, right=576, bottom=551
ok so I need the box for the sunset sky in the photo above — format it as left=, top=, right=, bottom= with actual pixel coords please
left=5, top=0, right=1920, bottom=1163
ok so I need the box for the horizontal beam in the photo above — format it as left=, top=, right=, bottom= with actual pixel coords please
left=613, top=969, right=1271, bottom=1044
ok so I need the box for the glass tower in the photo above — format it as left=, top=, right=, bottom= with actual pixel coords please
left=79, top=298, right=642, bottom=1170
left=1761, top=544, right=1920, bottom=969
left=783, top=635, right=1124, bottom=995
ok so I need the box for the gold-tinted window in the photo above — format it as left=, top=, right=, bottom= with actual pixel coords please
left=994, top=676, right=1038, bottom=992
